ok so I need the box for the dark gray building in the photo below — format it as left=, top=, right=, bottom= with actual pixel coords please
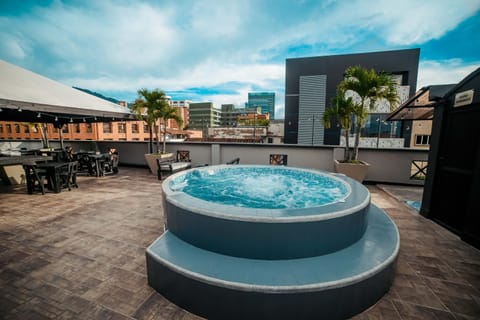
left=284, top=49, right=420, bottom=145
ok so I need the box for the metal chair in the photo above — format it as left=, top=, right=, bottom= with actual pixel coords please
left=226, top=157, right=240, bottom=165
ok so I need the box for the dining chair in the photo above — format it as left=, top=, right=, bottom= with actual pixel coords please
left=22, top=162, right=47, bottom=194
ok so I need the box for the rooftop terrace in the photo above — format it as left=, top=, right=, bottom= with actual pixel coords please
left=1, top=166, right=479, bottom=319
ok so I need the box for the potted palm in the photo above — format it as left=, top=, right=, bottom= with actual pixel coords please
left=159, top=105, right=183, bottom=155
left=131, top=88, right=182, bottom=174
left=323, top=66, right=399, bottom=182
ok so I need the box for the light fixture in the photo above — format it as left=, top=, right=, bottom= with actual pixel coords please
left=37, top=112, right=41, bottom=118
left=0, top=108, right=2, bottom=112
left=112, top=117, right=116, bottom=121
left=18, top=107, right=22, bottom=112
left=55, top=116, right=58, bottom=121
left=94, top=116, right=97, bottom=121
left=70, top=118, right=73, bottom=123
left=83, top=118, right=86, bottom=122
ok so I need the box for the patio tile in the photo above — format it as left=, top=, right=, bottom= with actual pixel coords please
left=391, top=300, right=456, bottom=320
left=1, top=166, right=479, bottom=319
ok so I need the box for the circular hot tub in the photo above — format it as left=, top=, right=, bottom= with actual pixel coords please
left=162, top=165, right=370, bottom=259
left=148, top=165, right=399, bottom=319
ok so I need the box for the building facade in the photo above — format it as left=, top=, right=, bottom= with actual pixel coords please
left=188, top=102, right=221, bottom=137
left=284, top=49, right=420, bottom=146
left=247, top=92, right=275, bottom=119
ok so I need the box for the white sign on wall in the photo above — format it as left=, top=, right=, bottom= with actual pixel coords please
left=454, top=89, right=474, bottom=107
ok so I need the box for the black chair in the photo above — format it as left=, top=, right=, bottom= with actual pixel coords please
left=226, top=157, right=240, bottom=165
left=23, top=162, right=48, bottom=194
left=269, top=154, right=288, bottom=165
left=59, top=161, right=78, bottom=191
left=103, top=150, right=119, bottom=175
left=77, top=153, right=96, bottom=176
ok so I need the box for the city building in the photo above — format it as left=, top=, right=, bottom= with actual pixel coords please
left=284, top=48, right=420, bottom=146
left=247, top=92, right=275, bottom=119
left=220, top=104, right=238, bottom=127
left=188, top=102, right=221, bottom=137
left=167, top=99, right=191, bottom=130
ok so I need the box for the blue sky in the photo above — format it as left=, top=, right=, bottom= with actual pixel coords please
left=1, top=0, right=479, bottom=119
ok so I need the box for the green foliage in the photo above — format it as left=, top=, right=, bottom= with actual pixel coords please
left=323, top=65, right=399, bottom=161
left=131, top=88, right=181, bottom=154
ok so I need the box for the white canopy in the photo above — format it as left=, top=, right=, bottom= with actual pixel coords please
left=0, top=60, right=134, bottom=125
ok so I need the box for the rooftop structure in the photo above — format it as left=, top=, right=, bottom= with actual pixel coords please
left=284, top=49, right=420, bottom=146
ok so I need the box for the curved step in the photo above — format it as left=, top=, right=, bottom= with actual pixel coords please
left=146, top=204, right=399, bottom=320
left=163, top=169, right=371, bottom=259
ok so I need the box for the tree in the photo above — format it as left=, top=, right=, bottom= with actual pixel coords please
left=159, top=105, right=183, bottom=154
left=325, top=65, right=399, bottom=162
left=323, top=90, right=356, bottom=161
left=131, top=88, right=170, bottom=153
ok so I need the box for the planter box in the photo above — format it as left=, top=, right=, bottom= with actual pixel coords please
left=334, top=160, right=370, bottom=182
left=145, top=153, right=173, bottom=174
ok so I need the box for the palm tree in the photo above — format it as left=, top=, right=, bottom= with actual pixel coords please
left=323, top=89, right=356, bottom=161
left=131, top=88, right=169, bottom=153
left=159, top=105, right=183, bottom=154
left=337, top=65, right=399, bottom=161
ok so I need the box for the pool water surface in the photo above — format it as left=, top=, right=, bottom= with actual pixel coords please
left=169, top=166, right=350, bottom=209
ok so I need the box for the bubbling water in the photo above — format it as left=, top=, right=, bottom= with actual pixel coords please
left=169, top=166, right=349, bottom=209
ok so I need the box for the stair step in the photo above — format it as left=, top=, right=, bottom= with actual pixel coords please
left=146, top=204, right=399, bottom=319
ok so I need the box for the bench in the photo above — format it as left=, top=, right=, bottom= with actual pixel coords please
left=156, top=154, right=191, bottom=180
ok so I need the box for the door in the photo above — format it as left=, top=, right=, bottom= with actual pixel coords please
left=430, top=105, right=480, bottom=247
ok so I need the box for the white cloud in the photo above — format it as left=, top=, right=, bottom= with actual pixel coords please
left=0, top=33, right=26, bottom=60
left=0, top=0, right=478, bottom=120
left=417, top=59, right=479, bottom=89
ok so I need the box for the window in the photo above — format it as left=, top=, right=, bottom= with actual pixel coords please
left=6, top=124, right=12, bottom=134
left=23, top=125, right=30, bottom=133
left=415, top=135, right=430, bottom=146
left=131, top=123, right=139, bottom=133
left=103, top=122, right=112, bottom=134
left=0, top=124, right=3, bottom=133
left=118, top=123, right=126, bottom=134
left=86, top=123, right=93, bottom=133
left=14, top=124, right=20, bottom=133
left=75, top=124, right=81, bottom=133
left=62, top=125, right=69, bottom=133
left=143, top=124, right=149, bottom=133
left=33, top=124, right=40, bottom=133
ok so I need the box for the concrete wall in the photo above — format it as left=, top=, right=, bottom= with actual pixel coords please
left=1, top=140, right=428, bottom=185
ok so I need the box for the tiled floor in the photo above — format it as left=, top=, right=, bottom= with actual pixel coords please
left=0, top=167, right=479, bottom=319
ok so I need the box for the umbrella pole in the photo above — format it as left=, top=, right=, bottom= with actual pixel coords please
left=59, top=125, right=64, bottom=150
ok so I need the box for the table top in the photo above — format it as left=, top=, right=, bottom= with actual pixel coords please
left=0, top=155, right=53, bottom=166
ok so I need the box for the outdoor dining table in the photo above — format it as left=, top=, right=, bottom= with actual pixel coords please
left=36, top=161, right=71, bottom=193
left=0, top=155, right=53, bottom=185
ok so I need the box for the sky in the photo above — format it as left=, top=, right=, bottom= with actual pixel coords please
left=1, top=0, right=479, bottom=119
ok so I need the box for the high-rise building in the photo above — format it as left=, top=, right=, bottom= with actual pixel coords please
left=189, top=102, right=221, bottom=136
left=247, top=92, right=275, bottom=120
left=284, top=49, right=420, bottom=146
